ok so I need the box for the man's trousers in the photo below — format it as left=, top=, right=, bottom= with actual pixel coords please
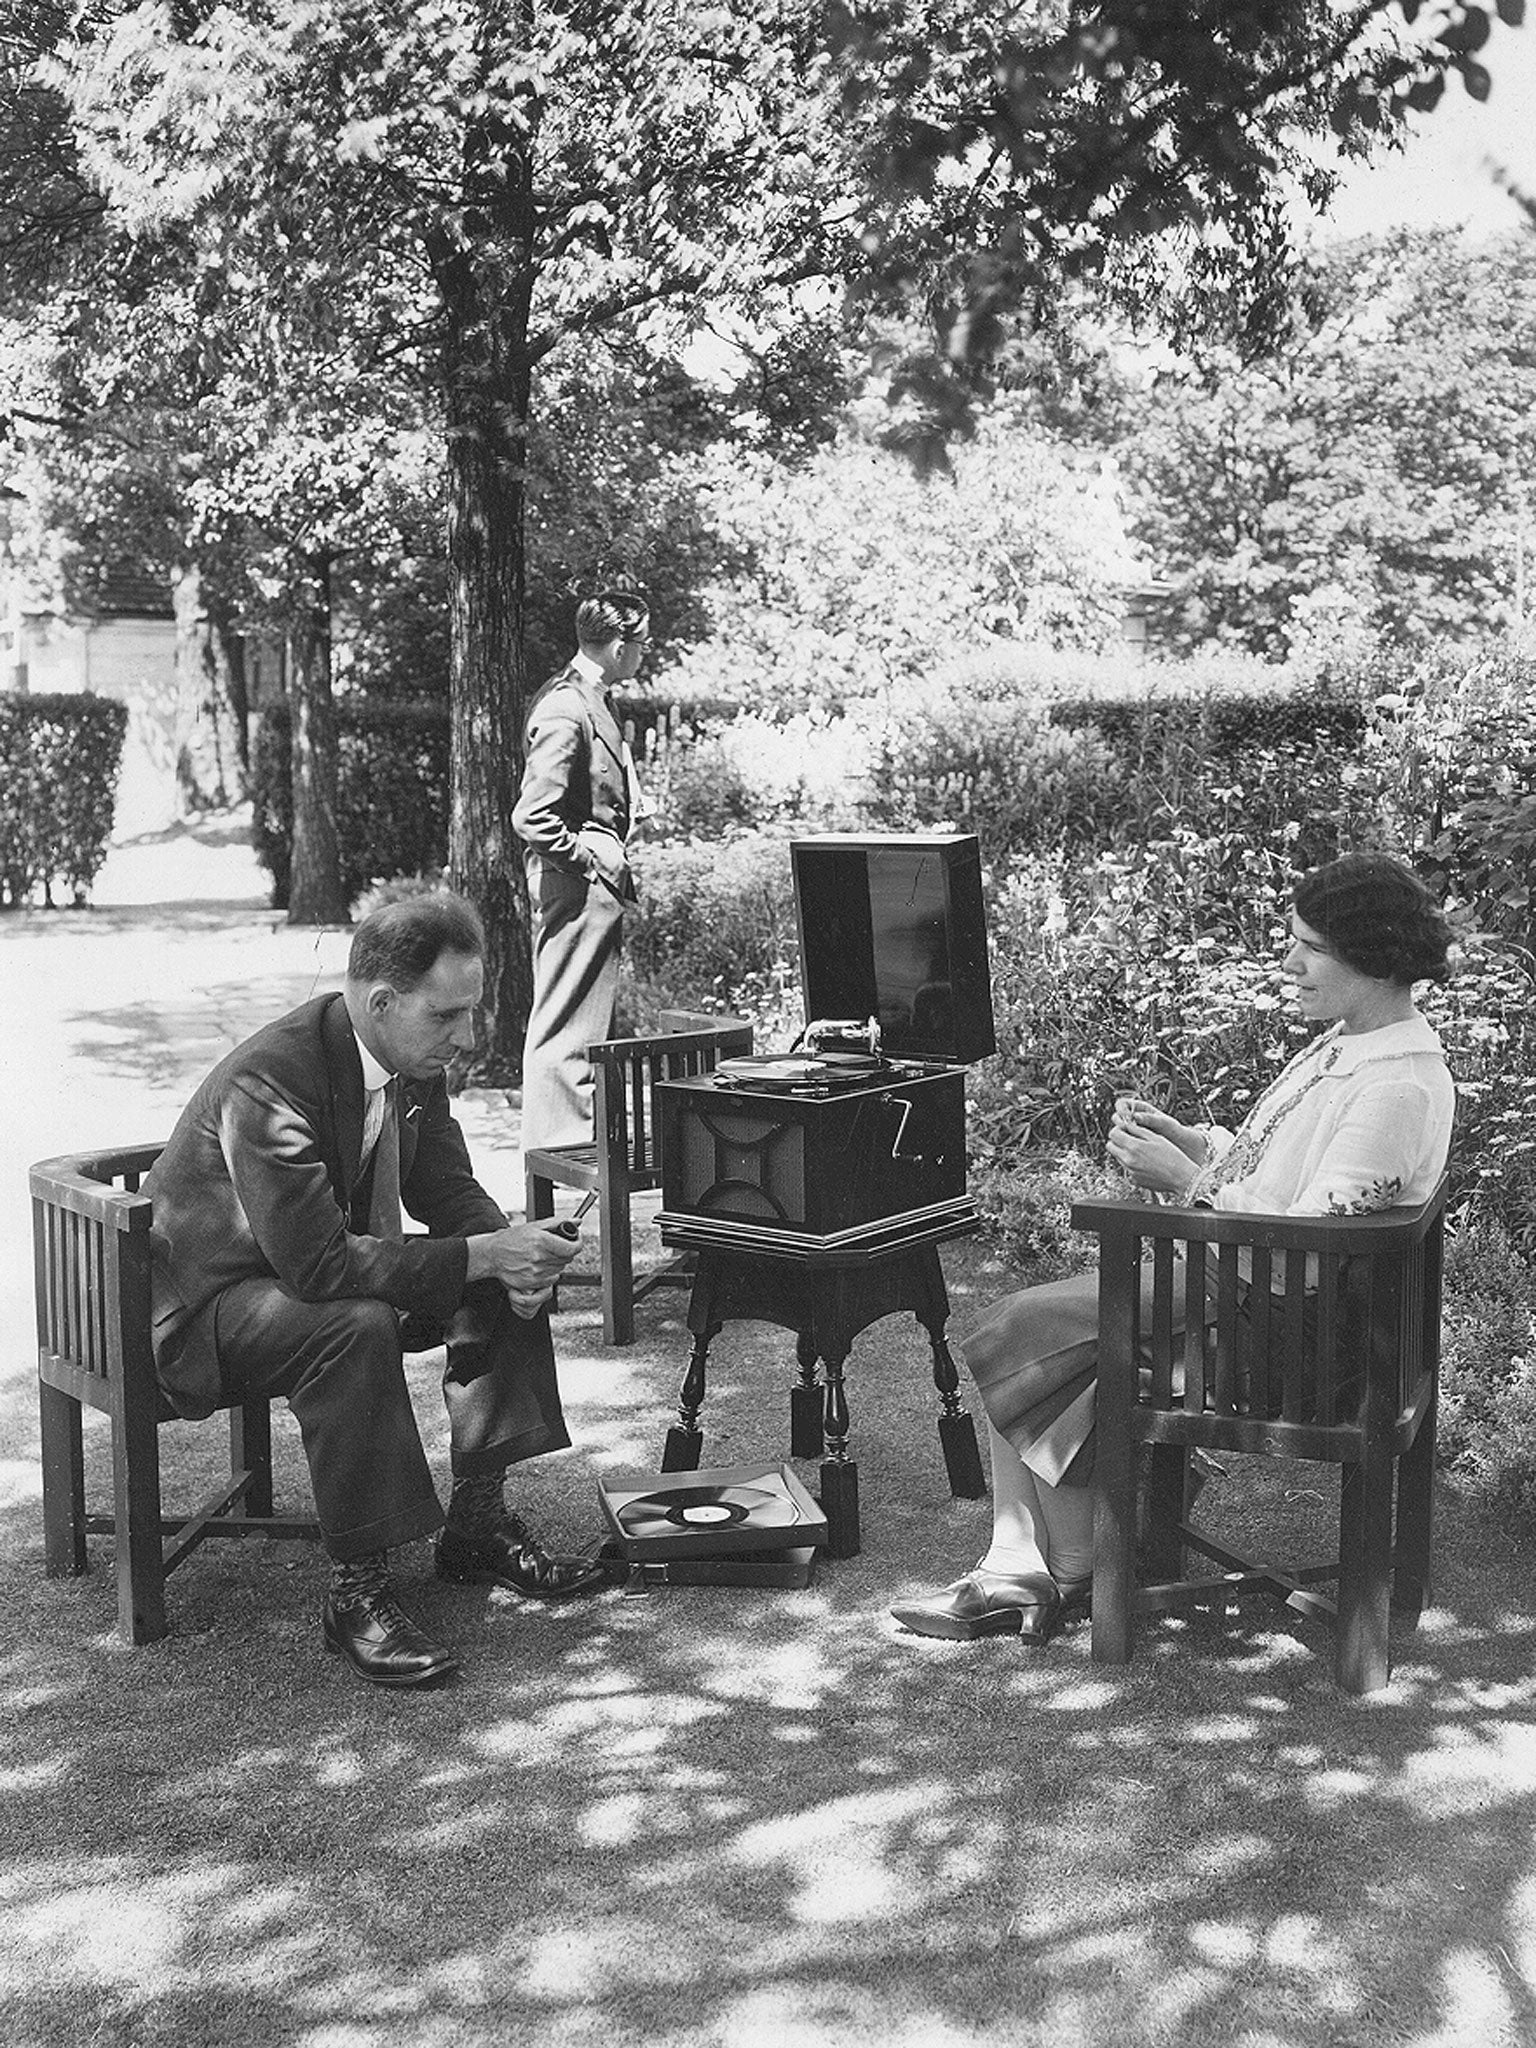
left=519, top=853, right=627, bottom=1152
left=166, top=1279, right=570, bottom=1560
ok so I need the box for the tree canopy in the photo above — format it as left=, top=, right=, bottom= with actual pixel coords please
left=5, top=0, right=1530, bottom=1055
left=1122, top=227, right=1536, bottom=658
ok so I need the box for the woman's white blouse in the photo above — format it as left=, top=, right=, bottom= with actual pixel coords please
left=1197, top=1014, right=1454, bottom=1217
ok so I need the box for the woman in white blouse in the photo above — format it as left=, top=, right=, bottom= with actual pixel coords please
left=891, top=853, right=1456, bottom=1646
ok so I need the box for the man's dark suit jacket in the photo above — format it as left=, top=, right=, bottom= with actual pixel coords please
left=511, top=664, right=635, bottom=898
left=143, top=993, right=516, bottom=1420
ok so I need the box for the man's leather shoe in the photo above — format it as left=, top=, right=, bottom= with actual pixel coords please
left=322, top=1590, right=460, bottom=1687
left=890, top=1570, right=1063, bottom=1644
left=435, top=1514, right=610, bottom=1601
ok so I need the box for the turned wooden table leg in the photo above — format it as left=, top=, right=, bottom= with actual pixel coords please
left=790, top=1331, right=824, bottom=1458
left=914, top=1252, right=986, bottom=1499
left=818, top=1348, right=860, bottom=1558
left=662, top=1325, right=716, bottom=1471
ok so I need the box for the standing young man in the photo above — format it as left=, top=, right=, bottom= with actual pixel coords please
left=512, top=589, right=649, bottom=1151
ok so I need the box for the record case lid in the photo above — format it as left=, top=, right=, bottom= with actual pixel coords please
left=791, top=833, right=996, bottom=1064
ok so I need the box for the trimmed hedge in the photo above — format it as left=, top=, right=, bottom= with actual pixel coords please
left=1048, top=683, right=1366, bottom=760
left=252, top=699, right=449, bottom=910
left=0, top=691, right=127, bottom=908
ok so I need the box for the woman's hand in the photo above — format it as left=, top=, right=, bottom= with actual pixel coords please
left=1107, top=1097, right=1208, bottom=1197
left=1110, top=1096, right=1208, bottom=1165
left=1106, top=1121, right=1203, bottom=1198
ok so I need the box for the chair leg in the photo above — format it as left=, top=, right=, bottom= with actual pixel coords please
left=525, top=1164, right=555, bottom=1223
left=114, top=1355, right=168, bottom=1646
left=1141, top=1443, right=1188, bottom=1582
left=1090, top=1428, right=1138, bottom=1667
left=599, top=1168, right=634, bottom=1347
left=231, top=1400, right=275, bottom=1519
left=1393, top=1384, right=1437, bottom=1618
left=39, top=1379, right=88, bottom=1576
left=1336, top=1449, right=1394, bottom=1695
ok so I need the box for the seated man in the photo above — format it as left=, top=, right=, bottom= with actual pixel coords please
left=144, top=891, right=608, bottom=1689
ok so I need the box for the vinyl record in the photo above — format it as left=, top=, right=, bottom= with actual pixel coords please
left=615, top=1483, right=798, bottom=1539
left=714, top=1057, right=829, bottom=1084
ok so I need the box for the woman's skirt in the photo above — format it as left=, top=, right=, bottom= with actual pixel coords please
left=956, top=1262, right=1201, bottom=1490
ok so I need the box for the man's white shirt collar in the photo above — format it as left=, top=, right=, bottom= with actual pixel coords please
left=354, top=1032, right=394, bottom=1093
left=570, top=650, right=605, bottom=685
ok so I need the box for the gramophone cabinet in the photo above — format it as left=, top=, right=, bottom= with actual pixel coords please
left=656, top=833, right=995, bottom=1254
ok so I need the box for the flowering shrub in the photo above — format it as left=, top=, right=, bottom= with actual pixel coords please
left=621, top=830, right=800, bottom=1033
left=863, top=685, right=1120, bottom=859
left=1438, top=1217, right=1536, bottom=1521
left=640, top=709, right=870, bottom=843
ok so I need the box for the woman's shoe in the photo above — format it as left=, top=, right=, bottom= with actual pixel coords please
left=890, top=1571, right=1062, bottom=1644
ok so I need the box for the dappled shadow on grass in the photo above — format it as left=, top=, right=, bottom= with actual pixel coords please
left=3, top=1254, right=1535, bottom=2048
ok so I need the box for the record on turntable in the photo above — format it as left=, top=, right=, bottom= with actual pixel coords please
left=712, top=1052, right=888, bottom=1095
left=597, top=1461, right=828, bottom=1561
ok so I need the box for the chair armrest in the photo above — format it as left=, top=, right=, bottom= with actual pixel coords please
left=657, top=1010, right=753, bottom=1041
left=30, top=1148, right=163, bottom=1233
left=1070, top=1177, right=1447, bottom=1254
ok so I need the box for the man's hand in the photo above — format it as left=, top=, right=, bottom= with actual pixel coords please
left=465, top=1222, right=581, bottom=1318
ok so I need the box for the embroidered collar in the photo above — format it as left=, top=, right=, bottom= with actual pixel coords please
left=1301, top=1013, right=1443, bottom=1074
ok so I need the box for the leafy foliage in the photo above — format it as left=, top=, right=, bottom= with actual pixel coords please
left=657, top=405, right=1131, bottom=713
left=0, top=690, right=126, bottom=907
left=1120, top=230, right=1536, bottom=657
left=825, top=2, right=1525, bottom=462
left=251, top=700, right=448, bottom=912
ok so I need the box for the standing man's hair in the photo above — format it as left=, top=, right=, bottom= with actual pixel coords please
left=576, top=589, right=648, bottom=646
left=348, top=894, right=486, bottom=991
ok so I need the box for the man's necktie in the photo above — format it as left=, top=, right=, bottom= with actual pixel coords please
left=366, top=1079, right=404, bottom=1242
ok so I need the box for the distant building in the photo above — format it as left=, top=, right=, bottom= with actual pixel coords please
left=0, top=499, right=188, bottom=834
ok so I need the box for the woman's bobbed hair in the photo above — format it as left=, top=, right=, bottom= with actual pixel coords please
left=1292, top=853, right=1453, bottom=986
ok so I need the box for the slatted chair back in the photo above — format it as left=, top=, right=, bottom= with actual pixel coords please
left=593, top=1023, right=754, bottom=1184
left=31, top=1145, right=319, bottom=1645
left=523, top=1016, right=753, bottom=1345
left=1072, top=1179, right=1447, bottom=1694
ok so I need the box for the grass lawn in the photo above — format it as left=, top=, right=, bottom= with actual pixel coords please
left=5, top=1223, right=1535, bottom=2048
left=2, top=824, right=1534, bottom=2047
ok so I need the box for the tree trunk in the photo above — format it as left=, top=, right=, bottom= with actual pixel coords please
left=286, top=551, right=348, bottom=925
left=433, top=64, right=537, bottom=1078
left=168, top=561, right=252, bottom=807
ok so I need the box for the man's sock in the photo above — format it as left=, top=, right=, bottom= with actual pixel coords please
left=330, top=1548, right=390, bottom=1604
left=446, top=1472, right=505, bottom=1539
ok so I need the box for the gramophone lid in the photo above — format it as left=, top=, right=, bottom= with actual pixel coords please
left=790, top=833, right=996, bottom=1064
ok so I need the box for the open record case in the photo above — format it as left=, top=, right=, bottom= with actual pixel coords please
left=656, top=833, right=995, bottom=1257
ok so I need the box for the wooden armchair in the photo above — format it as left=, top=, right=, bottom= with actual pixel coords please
left=31, top=1145, right=321, bottom=1644
left=1071, top=1178, right=1447, bottom=1694
left=523, top=1013, right=753, bottom=1345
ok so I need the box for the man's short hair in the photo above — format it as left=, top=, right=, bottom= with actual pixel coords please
left=348, top=893, right=485, bottom=991
left=576, top=589, right=649, bottom=647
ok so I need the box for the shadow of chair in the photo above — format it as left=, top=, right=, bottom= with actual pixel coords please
left=523, top=1013, right=754, bottom=1345
left=31, top=1144, right=321, bottom=1644
left=1071, top=1178, right=1447, bottom=1694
